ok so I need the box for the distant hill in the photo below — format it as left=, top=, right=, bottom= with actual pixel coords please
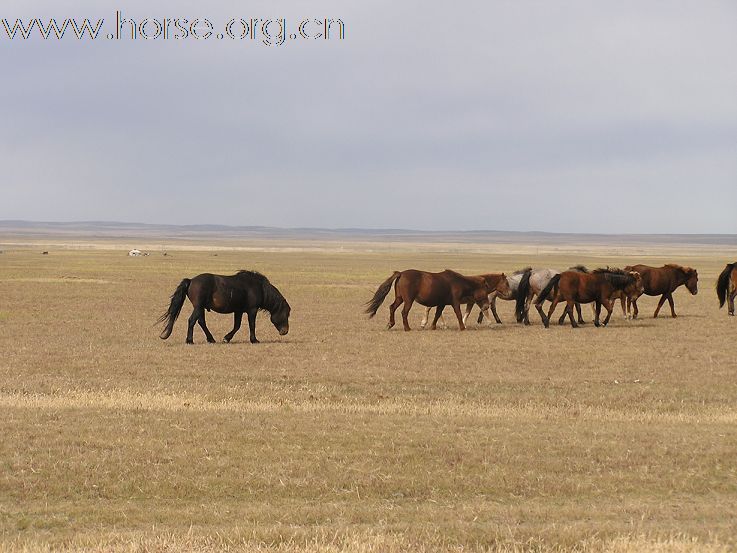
left=0, top=220, right=735, bottom=246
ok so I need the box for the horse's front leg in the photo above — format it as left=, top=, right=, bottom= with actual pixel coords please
left=666, top=292, right=677, bottom=317
left=247, top=308, right=259, bottom=343
left=223, top=311, right=243, bottom=343
left=729, top=289, right=736, bottom=316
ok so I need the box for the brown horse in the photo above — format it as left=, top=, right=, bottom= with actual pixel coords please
left=623, top=264, right=698, bottom=318
left=158, top=270, right=291, bottom=344
left=717, top=262, right=737, bottom=316
left=535, top=268, right=643, bottom=328
left=365, top=269, right=497, bottom=331
left=419, top=273, right=512, bottom=328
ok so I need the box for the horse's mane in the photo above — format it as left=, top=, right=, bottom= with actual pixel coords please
left=593, top=267, right=627, bottom=275
left=235, top=270, right=288, bottom=313
left=235, top=269, right=268, bottom=281
left=593, top=267, right=636, bottom=288
left=664, top=263, right=698, bottom=277
left=569, top=265, right=589, bottom=273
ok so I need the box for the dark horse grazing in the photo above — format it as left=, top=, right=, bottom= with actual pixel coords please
left=535, top=268, right=643, bottom=328
left=158, top=270, right=290, bottom=344
left=623, top=264, right=698, bottom=318
left=717, top=262, right=737, bottom=316
left=365, top=269, right=495, bottom=331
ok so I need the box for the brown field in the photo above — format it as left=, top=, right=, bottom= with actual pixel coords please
left=1, top=238, right=736, bottom=552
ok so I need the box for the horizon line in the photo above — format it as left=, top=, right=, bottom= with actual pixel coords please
left=1, top=219, right=736, bottom=238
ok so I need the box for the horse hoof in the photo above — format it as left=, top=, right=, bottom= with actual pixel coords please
left=222, top=338, right=230, bottom=343
left=185, top=340, right=194, bottom=345
left=250, top=339, right=260, bottom=344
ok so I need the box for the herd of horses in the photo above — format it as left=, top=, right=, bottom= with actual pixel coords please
left=157, top=262, right=736, bottom=342
left=365, top=264, right=699, bottom=331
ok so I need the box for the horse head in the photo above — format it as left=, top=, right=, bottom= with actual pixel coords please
left=495, top=274, right=511, bottom=297
left=683, top=267, right=698, bottom=295
left=627, top=271, right=644, bottom=297
left=270, top=301, right=291, bottom=335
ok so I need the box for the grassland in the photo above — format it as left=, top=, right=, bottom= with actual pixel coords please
left=0, top=238, right=736, bottom=552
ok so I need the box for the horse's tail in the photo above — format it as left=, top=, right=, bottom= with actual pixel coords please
left=157, top=278, right=191, bottom=339
left=716, top=263, right=736, bottom=308
left=514, top=269, right=532, bottom=323
left=365, top=271, right=401, bottom=318
left=536, top=273, right=561, bottom=305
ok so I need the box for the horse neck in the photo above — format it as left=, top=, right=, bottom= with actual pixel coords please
left=261, top=281, right=284, bottom=313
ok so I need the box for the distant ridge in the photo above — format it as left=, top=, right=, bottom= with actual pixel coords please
left=0, top=220, right=735, bottom=246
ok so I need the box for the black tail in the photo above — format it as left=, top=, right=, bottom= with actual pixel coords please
left=716, top=263, right=736, bottom=308
left=365, top=272, right=401, bottom=318
left=515, top=269, right=532, bottom=323
left=157, top=278, right=191, bottom=339
left=536, top=274, right=561, bottom=305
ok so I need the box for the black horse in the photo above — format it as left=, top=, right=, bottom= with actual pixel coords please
left=158, top=270, right=290, bottom=344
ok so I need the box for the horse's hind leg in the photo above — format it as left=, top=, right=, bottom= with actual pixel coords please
left=451, top=301, right=465, bottom=330
left=420, top=307, right=431, bottom=329
left=567, top=301, right=578, bottom=328
left=463, top=301, right=474, bottom=326
left=653, top=294, right=668, bottom=318
left=431, top=305, right=445, bottom=330
left=594, top=301, right=602, bottom=327
left=601, top=299, right=614, bottom=326
left=401, top=298, right=415, bottom=331
left=489, top=293, right=502, bottom=324
left=575, top=303, right=585, bottom=324
left=728, top=287, right=736, bottom=316
left=558, top=308, right=567, bottom=326
left=186, top=308, right=199, bottom=344
left=197, top=310, right=216, bottom=343
left=387, top=296, right=403, bottom=330
left=539, top=298, right=555, bottom=328
left=223, top=312, right=243, bottom=343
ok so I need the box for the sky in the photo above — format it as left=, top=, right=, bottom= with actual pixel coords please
left=1, top=0, right=736, bottom=233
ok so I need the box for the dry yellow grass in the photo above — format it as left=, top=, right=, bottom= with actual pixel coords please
left=1, top=239, right=736, bottom=552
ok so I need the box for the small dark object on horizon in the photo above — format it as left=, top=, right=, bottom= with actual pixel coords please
left=42, top=251, right=49, bottom=255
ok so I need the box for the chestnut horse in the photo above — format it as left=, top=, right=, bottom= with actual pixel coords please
left=419, top=272, right=512, bottom=328
left=365, top=269, right=498, bottom=331
left=623, top=264, right=698, bottom=318
left=158, top=270, right=291, bottom=344
left=535, top=268, right=643, bottom=328
left=716, top=262, right=737, bottom=316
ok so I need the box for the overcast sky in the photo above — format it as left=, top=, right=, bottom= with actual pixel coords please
left=1, top=0, right=736, bottom=233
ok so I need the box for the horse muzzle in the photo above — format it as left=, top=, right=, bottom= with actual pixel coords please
left=278, top=326, right=289, bottom=336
